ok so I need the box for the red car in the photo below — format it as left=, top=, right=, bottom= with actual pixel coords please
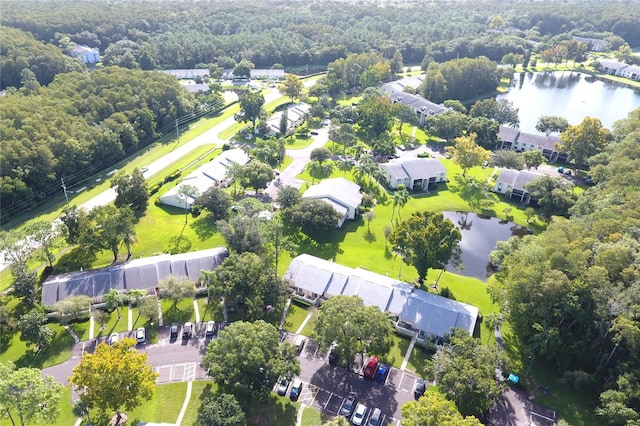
left=363, top=356, right=379, bottom=379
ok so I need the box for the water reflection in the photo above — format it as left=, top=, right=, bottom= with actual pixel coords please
left=442, top=211, right=531, bottom=281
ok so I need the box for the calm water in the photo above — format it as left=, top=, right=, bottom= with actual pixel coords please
left=497, top=71, right=640, bottom=133
left=442, top=211, right=531, bottom=281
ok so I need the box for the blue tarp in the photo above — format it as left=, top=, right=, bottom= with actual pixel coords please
left=508, top=374, right=520, bottom=384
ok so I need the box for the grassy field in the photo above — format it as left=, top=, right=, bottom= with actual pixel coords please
left=161, top=297, right=196, bottom=324
left=283, top=301, right=311, bottom=333
left=1, top=322, right=74, bottom=368
left=301, top=406, right=334, bottom=425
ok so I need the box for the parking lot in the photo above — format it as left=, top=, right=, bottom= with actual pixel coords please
left=281, top=332, right=422, bottom=424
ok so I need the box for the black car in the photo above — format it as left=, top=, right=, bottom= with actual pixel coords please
left=413, top=378, right=427, bottom=400
left=341, top=392, right=357, bottom=417
left=170, top=324, right=178, bottom=339
left=329, top=349, right=339, bottom=366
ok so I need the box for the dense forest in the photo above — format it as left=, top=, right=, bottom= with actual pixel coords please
left=0, top=0, right=638, bottom=77
left=0, top=66, right=194, bottom=220
left=489, top=109, right=640, bottom=423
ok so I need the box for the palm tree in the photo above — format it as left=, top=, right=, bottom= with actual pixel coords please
left=128, top=288, right=146, bottom=307
left=308, top=160, right=334, bottom=183
left=121, top=231, right=138, bottom=261
left=224, top=161, right=243, bottom=199
left=104, top=288, right=126, bottom=319
left=484, top=312, right=504, bottom=344
left=176, top=184, right=199, bottom=224
left=350, top=142, right=368, bottom=160
left=391, top=185, right=410, bottom=224
left=337, top=159, right=353, bottom=176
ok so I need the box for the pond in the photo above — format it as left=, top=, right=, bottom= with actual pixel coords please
left=496, top=71, right=640, bottom=133
left=442, top=211, right=531, bottom=281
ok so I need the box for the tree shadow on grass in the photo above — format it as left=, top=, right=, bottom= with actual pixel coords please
left=166, top=235, right=192, bottom=254
left=54, top=246, right=97, bottom=274
left=190, top=215, right=218, bottom=241
left=163, top=304, right=194, bottom=324
left=16, top=328, right=74, bottom=368
left=364, top=230, right=377, bottom=243
left=245, top=393, right=298, bottom=426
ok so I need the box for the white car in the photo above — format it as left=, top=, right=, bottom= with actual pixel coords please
left=108, top=332, right=119, bottom=346
left=351, top=403, right=368, bottom=425
left=205, top=320, right=216, bottom=337
left=136, top=327, right=146, bottom=344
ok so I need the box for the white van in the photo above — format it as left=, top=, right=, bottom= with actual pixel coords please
left=294, top=335, right=306, bottom=353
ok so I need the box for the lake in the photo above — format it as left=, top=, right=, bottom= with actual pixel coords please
left=496, top=71, right=640, bottom=133
left=442, top=211, right=531, bottom=281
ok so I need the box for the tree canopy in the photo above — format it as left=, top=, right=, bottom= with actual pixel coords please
left=314, top=295, right=394, bottom=368
left=401, top=391, right=483, bottom=426
left=69, top=338, right=159, bottom=420
left=202, top=320, right=300, bottom=394
left=0, top=362, right=63, bottom=426
left=389, top=211, right=462, bottom=283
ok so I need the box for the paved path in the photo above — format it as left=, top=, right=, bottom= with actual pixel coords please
left=295, top=312, right=314, bottom=336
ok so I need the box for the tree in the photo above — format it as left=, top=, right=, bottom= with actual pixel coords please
left=197, top=393, right=246, bottom=426
left=443, top=100, right=467, bottom=114
left=314, top=296, right=394, bottom=368
left=203, top=321, right=300, bottom=394
left=19, top=309, right=55, bottom=350
left=0, top=362, right=63, bottom=426
left=104, top=288, right=128, bottom=319
left=159, top=275, right=196, bottom=308
left=309, top=147, right=332, bottom=164
left=491, top=150, right=523, bottom=170
left=524, top=175, right=577, bottom=220
left=389, top=211, right=462, bottom=283
left=205, top=252, right=286, bottom=320
left=232, top=59, right=254, bottom=78
left=237, top=160, right=274, bottom=194
left=10, top=264, right=37, bottom=306
left=275, top=185, right=302, bottom=209
left=69, top=338, right=159, bottom=423
left=284, top=199, right=340, bottom=234
left=0, top=228, right=30, bottom=267
left=401, top=391, right=483, bottom=426
left=429, top=329, right=505, bottom=416
left=93, top=309, right=108, bottom=331
left=466, top=116, right=499, bottom=149
left=196, top=187, right=231, bottom=220
left=138, top=297, right=159, bottom=322
left=558, top=117, right=609, bottom=169
left=111, top=168, right=150, bottom=212
left=501, top=52, right=524, bottom=68
left=446, top=133, right=491, bottom=177
left=469, top=98, right=519, bottom=128
left=80, top=205, right=136, bottom=262
left=176, top=184, right=199, bottom=224
left=216, top=215, right=263, bottom=254
left=358, top=92, right=394, bottom=138
left=23, top=221, right=60, bottom=269
left=521, top=149, right=545, bottom=170
left=329, top=123, right=356, bottom=156
left=484, top=312, right=504, bottom=344
left=278, top=74, right=303, bottom=102
left=127, top=288, right=146, bottom=306
left=53, top=295, right=92, bottom=323
left=536, top=115, right=569, bottom=135
left=363, top=210, right=375, bottom=233
left=390, top=185, right=410, bottom=223
left=235, top=91, right=265, bottom=132
left=393, top=103, right=419, bottom=140
left=60, top=205, right=89, bottom=245
left=424, top=111, right=467, bottom=141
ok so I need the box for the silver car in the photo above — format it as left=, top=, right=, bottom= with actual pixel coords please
left=351, top=403, right=368, bottom=426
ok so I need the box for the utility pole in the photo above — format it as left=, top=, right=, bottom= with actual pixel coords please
left=61, top=178, right=69, bottom=206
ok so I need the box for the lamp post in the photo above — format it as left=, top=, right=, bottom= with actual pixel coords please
left=524, top=355, right=534, bottom=379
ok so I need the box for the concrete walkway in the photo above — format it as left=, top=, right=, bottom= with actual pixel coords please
left=128, top=304, right=133, bottom=331
left=400, top=334, right=417, bottom=371
left=295, top=403, right=306, bottom=426
left=175, top=381, right=193, bottom=426
left=295, top=312, right=313, bottom=335
left=89, top=312, right=95, bottom=339
left=193, top=299, right=200, bottom=324
left=64, top=325, right=80, bottom=344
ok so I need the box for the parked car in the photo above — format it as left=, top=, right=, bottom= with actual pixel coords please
left=329, top=349, right=339, bottom=366
left=108, top=333, right=119, bottom=346
left=564, top=168, right=572, bottom=176
left=294, top=335, right=306, bottom=353
left=310, top=130, right=319, bottom=135
left=140, top=166, right=149, bottom=173
left=375, top=363, right=389, bottom=383
left=414, top=378, right=427, bottom=400
left=290, top=379, right=303, bottom=400
left=351, top=403, right=368, bottom=426
left=585, top=176, right=594, bottom=185
left=367, top=408, right=382, bottom=426
left=363, top=356, right=379, bottom=379
left=341, top=392, right=357, bottom=417
left=277, top=377, right=289, bottom=396
left=397, top=145, right=406, bottom=151
left=170, top=323, right=178, bottom=339
left=557, top=166, right=565, bottom=173
left=136, top=327, right=146, bottom=344
left=183, top=322, right=193, bottom=338
left=205, top=321, right=216, bottom=337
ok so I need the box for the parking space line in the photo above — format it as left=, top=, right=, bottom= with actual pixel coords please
left=323, top=392, right=333, bottom=409
left=396, top=371, right=405, bottom=390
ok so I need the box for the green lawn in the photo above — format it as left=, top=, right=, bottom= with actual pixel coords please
left=406, top=344, right=432, bottom=378
left=284, top=134, right=316, bottom=150
left=381, top=334, right=410, bottom=370
left=283, top=300, right=310, bottom=333
left=161, top=298, right=196, bottom=324
left=1, top=323, right=74, bottom=368
left=28, top=386, right=77, bottom=426
left=301, top=406, right=333, bottom=426
left=246, top=394, right=299, bottom=425
left=299, top=308, right=318, bottom=337
left=68, top=318, right=91, bottom=342
left=196, top=296, right=224, bottom=322
left=94, top=308, right=131, bottom=337
left=178, top=381, right=217, bottom=426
